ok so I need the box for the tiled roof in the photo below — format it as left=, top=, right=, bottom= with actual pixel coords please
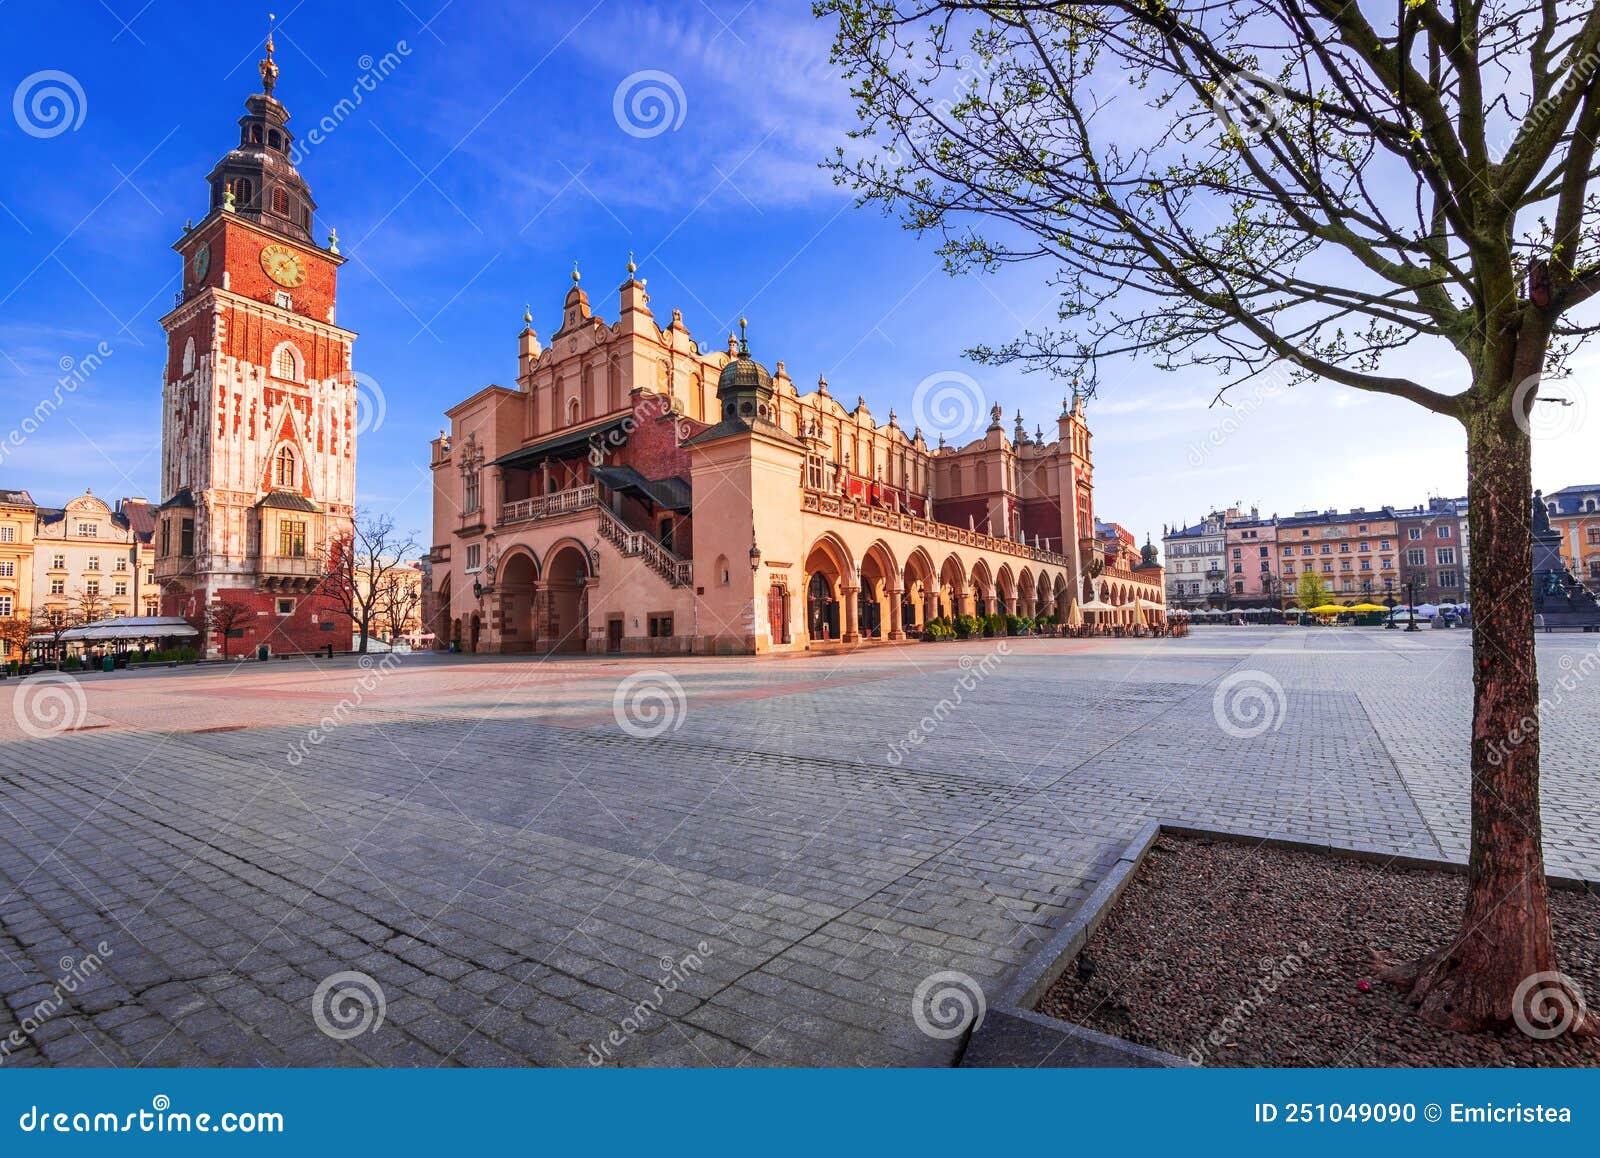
left=256, top=490, right=324, bottom=514
left=0, top=489, right=35, bottom=506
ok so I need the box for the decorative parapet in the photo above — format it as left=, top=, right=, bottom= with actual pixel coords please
left=801, top=489, right=1069, bottom=567
left=499, top=484, right=599, bottom=527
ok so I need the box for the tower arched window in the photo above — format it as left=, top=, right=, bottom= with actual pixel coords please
left=273, top=344, right=300, bottom=381
left=233, top=178, right=254, bottom=208
left=268, top=129, right=283, bottom=151
left=567, top=397, right=580, bottom=426
left=271, top=187, right=289, bottom=215
left=275, top=446, right=297, bottom=488
left=181, top=337, right=195, bottom=375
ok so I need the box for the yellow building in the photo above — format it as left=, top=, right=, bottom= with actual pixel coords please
left=31, top=491, right=159, bottom=626
left=1, top=489, right=37, bottom=661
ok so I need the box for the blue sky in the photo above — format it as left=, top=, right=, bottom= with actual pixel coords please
left=1, top=0, right=1591, bottom=548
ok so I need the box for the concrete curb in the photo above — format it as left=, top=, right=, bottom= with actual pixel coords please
left=961, top=819, right=1595, bottom=1067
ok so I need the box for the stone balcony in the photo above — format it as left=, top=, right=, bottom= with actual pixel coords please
left=498, top=484, right=599, bottom=527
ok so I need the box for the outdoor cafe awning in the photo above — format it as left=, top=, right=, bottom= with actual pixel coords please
left=32, top=616, right=199, bottom=644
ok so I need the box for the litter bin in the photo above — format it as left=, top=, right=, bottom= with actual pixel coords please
left=102, top=656, right=114, bottom=673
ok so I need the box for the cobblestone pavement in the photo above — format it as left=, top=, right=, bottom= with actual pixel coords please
left=1, top=628, right=1596, bottom=1067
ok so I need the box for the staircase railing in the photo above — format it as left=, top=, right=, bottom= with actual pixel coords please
left=596, top=504, right=693, bottom=587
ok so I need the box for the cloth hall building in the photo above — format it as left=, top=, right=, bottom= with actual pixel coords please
left=428, top=268, right=1164, bottom=655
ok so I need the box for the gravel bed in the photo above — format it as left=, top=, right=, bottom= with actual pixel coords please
left=1036, top=835, right=1599, bottom=1066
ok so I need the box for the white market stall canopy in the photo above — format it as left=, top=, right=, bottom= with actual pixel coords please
left=33, top=616, right=200, bottom=644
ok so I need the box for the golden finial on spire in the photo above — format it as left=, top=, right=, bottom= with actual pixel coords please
left=259, top=13, right=280, bottom=97
left=523, top=302, right=532, bottom=325
left=571, top=261, right=581, bottom=284
left=737, top=316, right=749, bottom=356
left=626, top=250, right=636, bottom=276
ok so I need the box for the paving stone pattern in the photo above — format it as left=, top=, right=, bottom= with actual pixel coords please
left=0, top=628, right=1595, bottom=1067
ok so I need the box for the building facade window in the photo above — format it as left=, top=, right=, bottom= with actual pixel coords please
left=1407, top=548, right=1426, bottom=566
left=464, top=543, right=481, bottom=572
left=278, top=520, right=307, bottom=558
left=273, top=345, right=299, bottom=381
left=276, top=446, right=297, bottom=488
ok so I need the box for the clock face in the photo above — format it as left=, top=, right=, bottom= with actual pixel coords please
left=191, top=241, right=211, bottom=282
left=260, top=244, right=306, bottom=288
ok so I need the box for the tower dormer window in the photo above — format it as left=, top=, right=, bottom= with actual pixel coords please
left=233, top=178, right=254, bottom=208
left=268, top=129, right=283, bottom=151
left=275, top=446, right=297, bottom=488
left=271, top=187, right=289, bottom=215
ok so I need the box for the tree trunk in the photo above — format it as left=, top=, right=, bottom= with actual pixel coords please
left=1383, top=394, right=1588, bottom=1036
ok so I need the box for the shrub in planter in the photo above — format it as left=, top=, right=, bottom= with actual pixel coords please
left=982, top=613, right=1006, bottom=637
left=925, top=621, right=955, bottom=641
left=953, top=613, right=979, bottom=639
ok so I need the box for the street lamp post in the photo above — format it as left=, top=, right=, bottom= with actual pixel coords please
left=1383, top=578, right=1397, bottom=629
left=1405, top=580, right=1420, bottom=631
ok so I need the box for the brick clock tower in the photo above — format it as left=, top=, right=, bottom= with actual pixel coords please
left=155, top=32, right=356, bottom=656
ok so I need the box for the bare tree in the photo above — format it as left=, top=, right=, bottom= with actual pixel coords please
left=821, top=0, right=1598, bottom=1034
left=376, top=567, right=423, bottom=646
left=73, top=587, right=109, bottom=626
left=321, top=511, right=421, bottom=653
left=29, top=609, right=76, bottom=668
left=0, top=612, right=33, bottom=667
left=209, top=599, right=256, bottom=660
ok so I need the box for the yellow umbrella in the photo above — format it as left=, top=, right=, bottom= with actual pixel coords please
left=1307, top=604, right=1345, bottom=615
left=1349, top=602, right=1389, bottom=612
left=1065, top=599, right=1083, bottom=628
